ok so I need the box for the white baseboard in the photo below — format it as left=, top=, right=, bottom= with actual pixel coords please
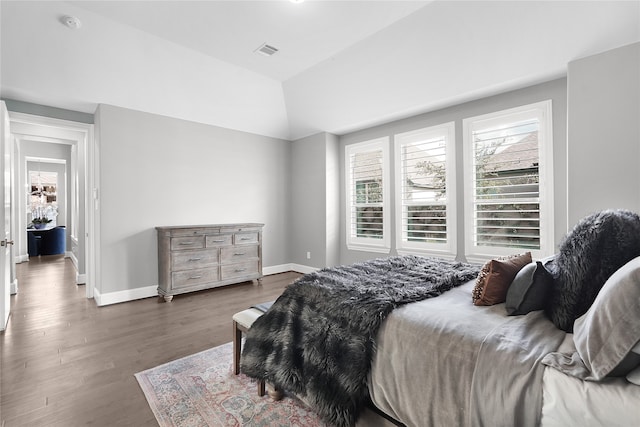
left=69, top=252, right=78, bottom=269
left=92, top=264, right=319, bottom=307
left=289, top=263, right=320, bottom=274
left=262, top=264, right=290, bottom=275
left=10, top=278, right=17, bottom=295
left=94, top=285, right=157, bottom=307
left=0, top=311, right=7, bottom=332
left=67, top=252, right=85, bottom=284
left=263, top=263, right=319, bottom=275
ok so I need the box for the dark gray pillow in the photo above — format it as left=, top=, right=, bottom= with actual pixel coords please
left=505, top=261, right=553, bottom=315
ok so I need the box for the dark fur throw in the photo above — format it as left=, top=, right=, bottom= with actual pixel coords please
left=240, top=255, right=479, bottom=427
left=545, top=209, right=640, bottom=332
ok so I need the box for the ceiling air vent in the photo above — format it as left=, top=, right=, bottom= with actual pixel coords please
left=255, top=43, right=279, bottom=57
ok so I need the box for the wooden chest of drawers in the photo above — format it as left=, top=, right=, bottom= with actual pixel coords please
left=156, top=223, right=263, bottom=301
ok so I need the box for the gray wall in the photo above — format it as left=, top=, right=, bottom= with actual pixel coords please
left=567, top=42, right=640, bottom=226
left=339, top=78, right=568, bottom=265
left=291, top=133, right=327, bottom=268
left=325, top=133, right=340, bottom=268
left=290, top=132, right=340, bottom=269
left=95, top=104, right=292, bottom=294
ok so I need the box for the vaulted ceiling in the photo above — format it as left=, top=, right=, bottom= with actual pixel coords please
left=1, top=1, right=639, bottom=140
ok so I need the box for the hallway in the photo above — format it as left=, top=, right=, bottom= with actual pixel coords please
left=0, top=256, right=296, bottom=426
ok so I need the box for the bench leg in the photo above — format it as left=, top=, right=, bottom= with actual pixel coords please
left=233, top=320, right=242, bottom=375
left=268, top=385, right=284, bottom=401
left=232, top=314, right=270, bottom=398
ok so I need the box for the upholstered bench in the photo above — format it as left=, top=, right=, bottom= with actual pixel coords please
left=232, top=304, right=273, bottom=397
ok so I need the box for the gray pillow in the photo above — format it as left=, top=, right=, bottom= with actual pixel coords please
left=505, top=261, right=553, bottom=315
left=543, top=256, right=640, bottom=380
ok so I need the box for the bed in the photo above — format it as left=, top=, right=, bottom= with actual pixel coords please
left=241, top=210, right=640, bottom=426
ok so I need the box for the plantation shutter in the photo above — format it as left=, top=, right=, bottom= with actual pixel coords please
left=349, top=148, right=384, bottom=239
left=399, top=136, right=447, bottom=245
left=472, top=119, right=541, bottom=249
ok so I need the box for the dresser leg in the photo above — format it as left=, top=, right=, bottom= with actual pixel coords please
left=163, top=295, right=173, bottom=302
left=256, top=278, right=263, bottom=286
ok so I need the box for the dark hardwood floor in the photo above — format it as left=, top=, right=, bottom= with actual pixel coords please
left=0, top=255, right=299, bottom=426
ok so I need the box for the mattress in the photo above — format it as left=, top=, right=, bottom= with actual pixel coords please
left=540, top=334, right=640, bottom=426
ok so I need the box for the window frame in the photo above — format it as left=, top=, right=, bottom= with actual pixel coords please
left=394, top=122, right=456, bottom=259
left=345, top=137, right=391, bottom=253
left=463, top=100, right=554, bottom=263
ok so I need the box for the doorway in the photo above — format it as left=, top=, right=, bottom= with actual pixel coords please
left=26, top=158, right=67, bottom=258
left=8, top=111, right=95, bottom=299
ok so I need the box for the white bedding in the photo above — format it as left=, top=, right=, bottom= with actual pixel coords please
left=541, top=335, right=640, bottom=426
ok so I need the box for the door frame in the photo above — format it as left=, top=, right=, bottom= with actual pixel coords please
left=8, top=112, right=96, bottom=299
left=1, top=101, right=12, bottom=330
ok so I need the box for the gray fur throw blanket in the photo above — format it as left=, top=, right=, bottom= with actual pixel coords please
left=545, top=209, right=640, bottom=332
left=240, top=255, right=480, bottom=427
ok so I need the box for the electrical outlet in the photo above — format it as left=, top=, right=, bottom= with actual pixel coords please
left=306, top=251, right=311, bottom=259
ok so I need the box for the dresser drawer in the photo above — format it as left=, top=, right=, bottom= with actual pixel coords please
left=221, top=260, right=259, bottom=280
left=220, top=245, right=258, bottom=263
left=171, top=249, right=219, bottom=271
left=170, top=227, right=220, bottom=237
left=234, top=232, right=259, bottom=245
left=171, top=236, right=205, bottom=251
left=206, top=234, right=233, bottom=247
left=172, top=267, right=219, bottom=288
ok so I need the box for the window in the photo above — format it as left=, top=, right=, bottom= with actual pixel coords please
left=345, top=138, right=390, bottom=252
left=395, top=122, right=456, bottom=258
left=463, top=101, right=553, bottom=262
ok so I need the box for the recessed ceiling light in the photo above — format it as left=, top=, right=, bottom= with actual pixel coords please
left=254, top=43, right=279, bottom=57
left=60, top=15, right=82, bottom=29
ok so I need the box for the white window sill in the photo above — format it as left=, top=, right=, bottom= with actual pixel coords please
left=346, top=243, right=390, bottom=254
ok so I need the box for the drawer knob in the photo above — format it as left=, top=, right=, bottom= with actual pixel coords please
left=240, top=237, right=252, bottom=241
left=235, top=268, right=247, bottom=272
left=188, top=258, right=202, bottom=262
left=189, top=275, right=203, bottom=280
left=179, top=242, right=194, bottom=245
left=233, top=252, right=246, bottom=256
left=212, top=239, right=225, bottom=243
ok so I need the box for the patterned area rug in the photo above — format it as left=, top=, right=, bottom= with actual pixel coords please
left=135, top=342, right=330, bottom=427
